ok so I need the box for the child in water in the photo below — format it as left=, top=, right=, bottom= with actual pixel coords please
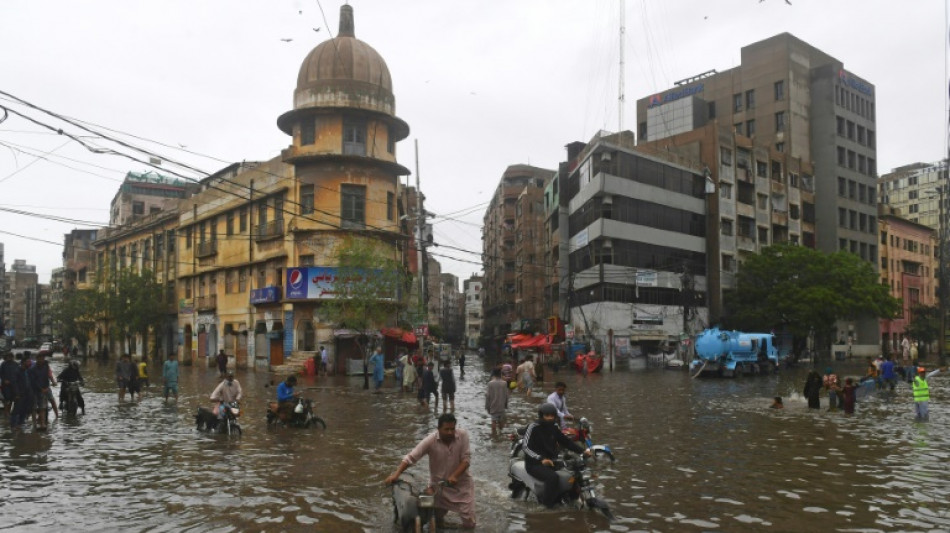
left=770, top=396, right=784, bottom=409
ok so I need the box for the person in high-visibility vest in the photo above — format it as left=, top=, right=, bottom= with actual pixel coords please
left=912, top=366, right=947, bottom=421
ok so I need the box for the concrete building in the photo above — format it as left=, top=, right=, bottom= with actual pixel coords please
left=172, top=4, right=410, bottom=373
left=636, top=32, right=879, bottom=346
left=878, top=161, right=948, bottom=230
left=877, top=208, right=937, bottom=355
left=3, top=259, right=38, bottom=341
left=438, top=273, right=464, bottom=344
left=63, top=229, right=99, bottom=291
left=49, top=267, right=64, bottom=339
left=93, top=209, right=180, bottom=358
left=481, top=164, right=555, bottom=351
left=463, top=275, right=483, bottom=349
left=110, top=170, right=195, bottom=226
left=0, top=243, right=5, bottom=336
left=553, top=131, right=709, bottom=353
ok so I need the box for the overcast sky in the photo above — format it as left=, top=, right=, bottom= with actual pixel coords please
left=0, top=0, right=946, bottom=284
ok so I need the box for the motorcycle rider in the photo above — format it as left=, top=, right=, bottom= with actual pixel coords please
left=57, top=360, right=85, bottom=414
left=522, top=402, right=591, bottom=508
left=546, top=382, right=574, bottom=427
left=276, top=375, right=301, bottom=422
left=210, top=371, right=242, bottom=419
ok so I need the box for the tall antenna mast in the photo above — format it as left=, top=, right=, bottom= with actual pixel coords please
left=619, top=0, right=626, bottom=133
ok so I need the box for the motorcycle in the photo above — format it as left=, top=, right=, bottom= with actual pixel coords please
left=266, top=397, right=326, bottom=429
left=508, top=451, right=613, bottom=520
left=391, top=478, right=447, bottom=533
left=63, top=381, right=84, bottom=416
left=195, top=401, right=242, bottom=436
left=562, top=418, right=614, bottom=461
left=509, top=418, right=614, bottom=462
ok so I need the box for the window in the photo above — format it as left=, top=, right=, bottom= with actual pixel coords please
left=837, top=146, right=846, bottom=166
left=790, top=204, right=800, bottom=220
left=734, top=122, right=743, bottom=136
left=848, top=180, right=856, bottom=199
left=708, top=101, right=716, bottom=119
left=745, top=89, right=755, bottom=109
left=847, top=120, right=855, bottom=140
left=185, top=227, right=192, bottom=249
left=838, top=208, right=847, bottom=227
left=257, top=201, right=267, bottom=227
left=857, top=125, right=866, bottom=145
left=226, top=212, right=234, bottom=236
left=756, top=160, right=767, bottom=178
left=720, top=147, right=732, bottom=166
left=387, top=191, right=395, bottom=221
left=775, top=111, right=786, bottom=132
left=733, top=93, right=742, bottom=112
left=387, top=129, right=395, bottom=154
left=132, top=201, right=145, bottom=215
left=341, top=184, right=366, bottom=228
left=300, top=116, right=315, bottom=146
left=238, top=269, right=247, bottom=292
left=300, top=185, right=314, bottom=215
left=746, top=119, right=756, bottom=136
left=776, top=142, right=785, bottom=153
left=757, top=194, right=768, bottom=210
left=758, top=226, right=768, bottom=243
left=859, top=184, right=867, bottom=203
left=720, top=182, right=732, bottom=199
left=771, top=160, right=782, bottom=181
left=847, top=150, right=856, bottom=170
left=167, top=230, right=175, bottom=252
left=299, top=254, right=314, bottom=267
left=239, top=207, right=247, bottom=232
left=837, top=116, right=845, bottom=136
left=789, top=173, right=799, bottom=188
left=838, top=177, right=846, bottom=196
left=721, top=218, right=734, bottom=236
left=342, top=118, right=366, bottom=155
left=722, top=254, right=736, bottom=272
left=774, top=80, right=785, bottom=100
left=226, top=270, right=237, bottom=294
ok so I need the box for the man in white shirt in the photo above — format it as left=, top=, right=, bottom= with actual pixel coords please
left=545, top=381, right=573, bottom=427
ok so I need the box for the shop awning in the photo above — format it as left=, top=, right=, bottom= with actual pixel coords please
left=510, top=334, right=550, bottom=350
left=381, top=327, right=419, bottom=346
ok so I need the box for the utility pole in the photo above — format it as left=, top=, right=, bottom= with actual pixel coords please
left=939, top=182, right=946, bottom=365
left=415, top=140, right=426, bottom=359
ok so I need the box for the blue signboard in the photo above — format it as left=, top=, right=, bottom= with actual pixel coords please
left=250, top=286, right=281, bottom=305
left=647, top=83, right=704, bottom=108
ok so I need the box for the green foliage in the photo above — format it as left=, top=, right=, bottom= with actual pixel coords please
left=723, top=244, right=899, bottom=342
left=50, top=288, right=102, bottom=349
left=321, top=236, right=408, bottom=335
left=906, top=305, right=939, bottom=346
left=103, top=268, right=167, bottom=355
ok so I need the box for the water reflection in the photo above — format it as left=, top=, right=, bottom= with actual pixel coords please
left=1, top=357, right=950, bottom=531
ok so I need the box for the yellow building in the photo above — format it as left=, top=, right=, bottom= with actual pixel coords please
left=176, top=4, right=410, bottom=371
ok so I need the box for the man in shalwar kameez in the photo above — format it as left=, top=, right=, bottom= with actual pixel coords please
left=385, top=413, right=476, bottom=529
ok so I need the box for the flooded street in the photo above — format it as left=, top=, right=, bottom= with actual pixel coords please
left=3, top=355, right=950, bottom=532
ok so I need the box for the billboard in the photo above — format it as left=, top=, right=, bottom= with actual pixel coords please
left=285, top=267, right=392, bottom=300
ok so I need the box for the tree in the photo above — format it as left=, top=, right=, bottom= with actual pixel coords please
left=50, top=288, right=102, bottom=353
left=321, top=236, right=409, bottom=388
left=906, top=304, right=939, bottom=356
left=723, top=243, right=899, bottom=353
left=104, top=268, right=166, bottom=358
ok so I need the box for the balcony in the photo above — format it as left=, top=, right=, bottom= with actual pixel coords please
left=196, top=294, right=217, bottom=311
left=196, top=240, right=217, bottom=258
left=255, top=219, right=284, bottom=242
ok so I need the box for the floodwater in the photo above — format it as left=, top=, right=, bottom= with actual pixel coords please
left=2, top=355, right=950, bottom=532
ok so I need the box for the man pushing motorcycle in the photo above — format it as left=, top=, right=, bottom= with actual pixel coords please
left=523, top=402, right=591, bottom=508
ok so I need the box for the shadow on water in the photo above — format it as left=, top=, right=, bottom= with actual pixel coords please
left=2, top=356, right=950, bottom=531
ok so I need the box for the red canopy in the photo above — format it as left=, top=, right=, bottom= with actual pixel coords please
left=510, top=334, right=550, bottom=350
left=381, top=327, right=418, bottom=346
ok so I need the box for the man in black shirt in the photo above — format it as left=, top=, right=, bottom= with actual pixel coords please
left=522, top=402, right=590, bottom=507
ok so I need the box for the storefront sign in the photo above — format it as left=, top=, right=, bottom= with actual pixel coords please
left=250, top=286, right=281, bottom=305
left=285, top=266, right=389, bottom=300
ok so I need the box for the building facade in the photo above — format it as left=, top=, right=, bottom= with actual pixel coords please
left=110, top=170, right=195, bottom=227
left=636, top=32, right=879, bottom=345
left=463, top=275, right=483, bottom=350
left=3, top=259, right=38, bottom=342
left=877, top=209, right=937, bottom=354
left=481, top=164, right=554, bottom=350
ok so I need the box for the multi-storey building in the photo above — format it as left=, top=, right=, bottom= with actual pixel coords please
left=92, top=209, right=180, bottom=357
left=514, top=183, right=547, bottom=329
left=636, top=32, right=880, bottom=346
left=173, top=4, right=410, bottom=373
left=463, top=275, right=483, bottom=349
left=0, top=242, right=5, bottom=336
left=109, top=170, right=195, bottom=226
left=878, top=161, right=948, bottom=230
left=63, top=229, right=99, bottom=291
left=37, top=284, right=51, bottom=339
left=438, top=273, right=463, bottom=345
left=3, top=259, right=38, bottom=342
left=552, top=131, right=708, bottom=352
left=877, top=208, right=937, bottom=354
left=482, top=165, right=554, bottom=351
left=49, top=267, right=64, bottom=339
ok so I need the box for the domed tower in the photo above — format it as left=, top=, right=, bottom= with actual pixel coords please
left=278, top=4, right=409, bottom=247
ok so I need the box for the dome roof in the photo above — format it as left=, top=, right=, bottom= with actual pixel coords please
left=293, top=5, right=394, bottom=111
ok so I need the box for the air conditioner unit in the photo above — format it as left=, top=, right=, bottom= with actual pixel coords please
left=601, top=238, right=613, bottom=249
left=602, top=195, right=614, bottom=206
left=601, top=152, right=612, bottom=162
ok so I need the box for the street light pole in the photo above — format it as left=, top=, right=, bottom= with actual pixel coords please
left=939, top=184, right=946, bottom=365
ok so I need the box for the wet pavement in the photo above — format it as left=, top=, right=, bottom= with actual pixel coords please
left=2, top=355, right=950, bottom=532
